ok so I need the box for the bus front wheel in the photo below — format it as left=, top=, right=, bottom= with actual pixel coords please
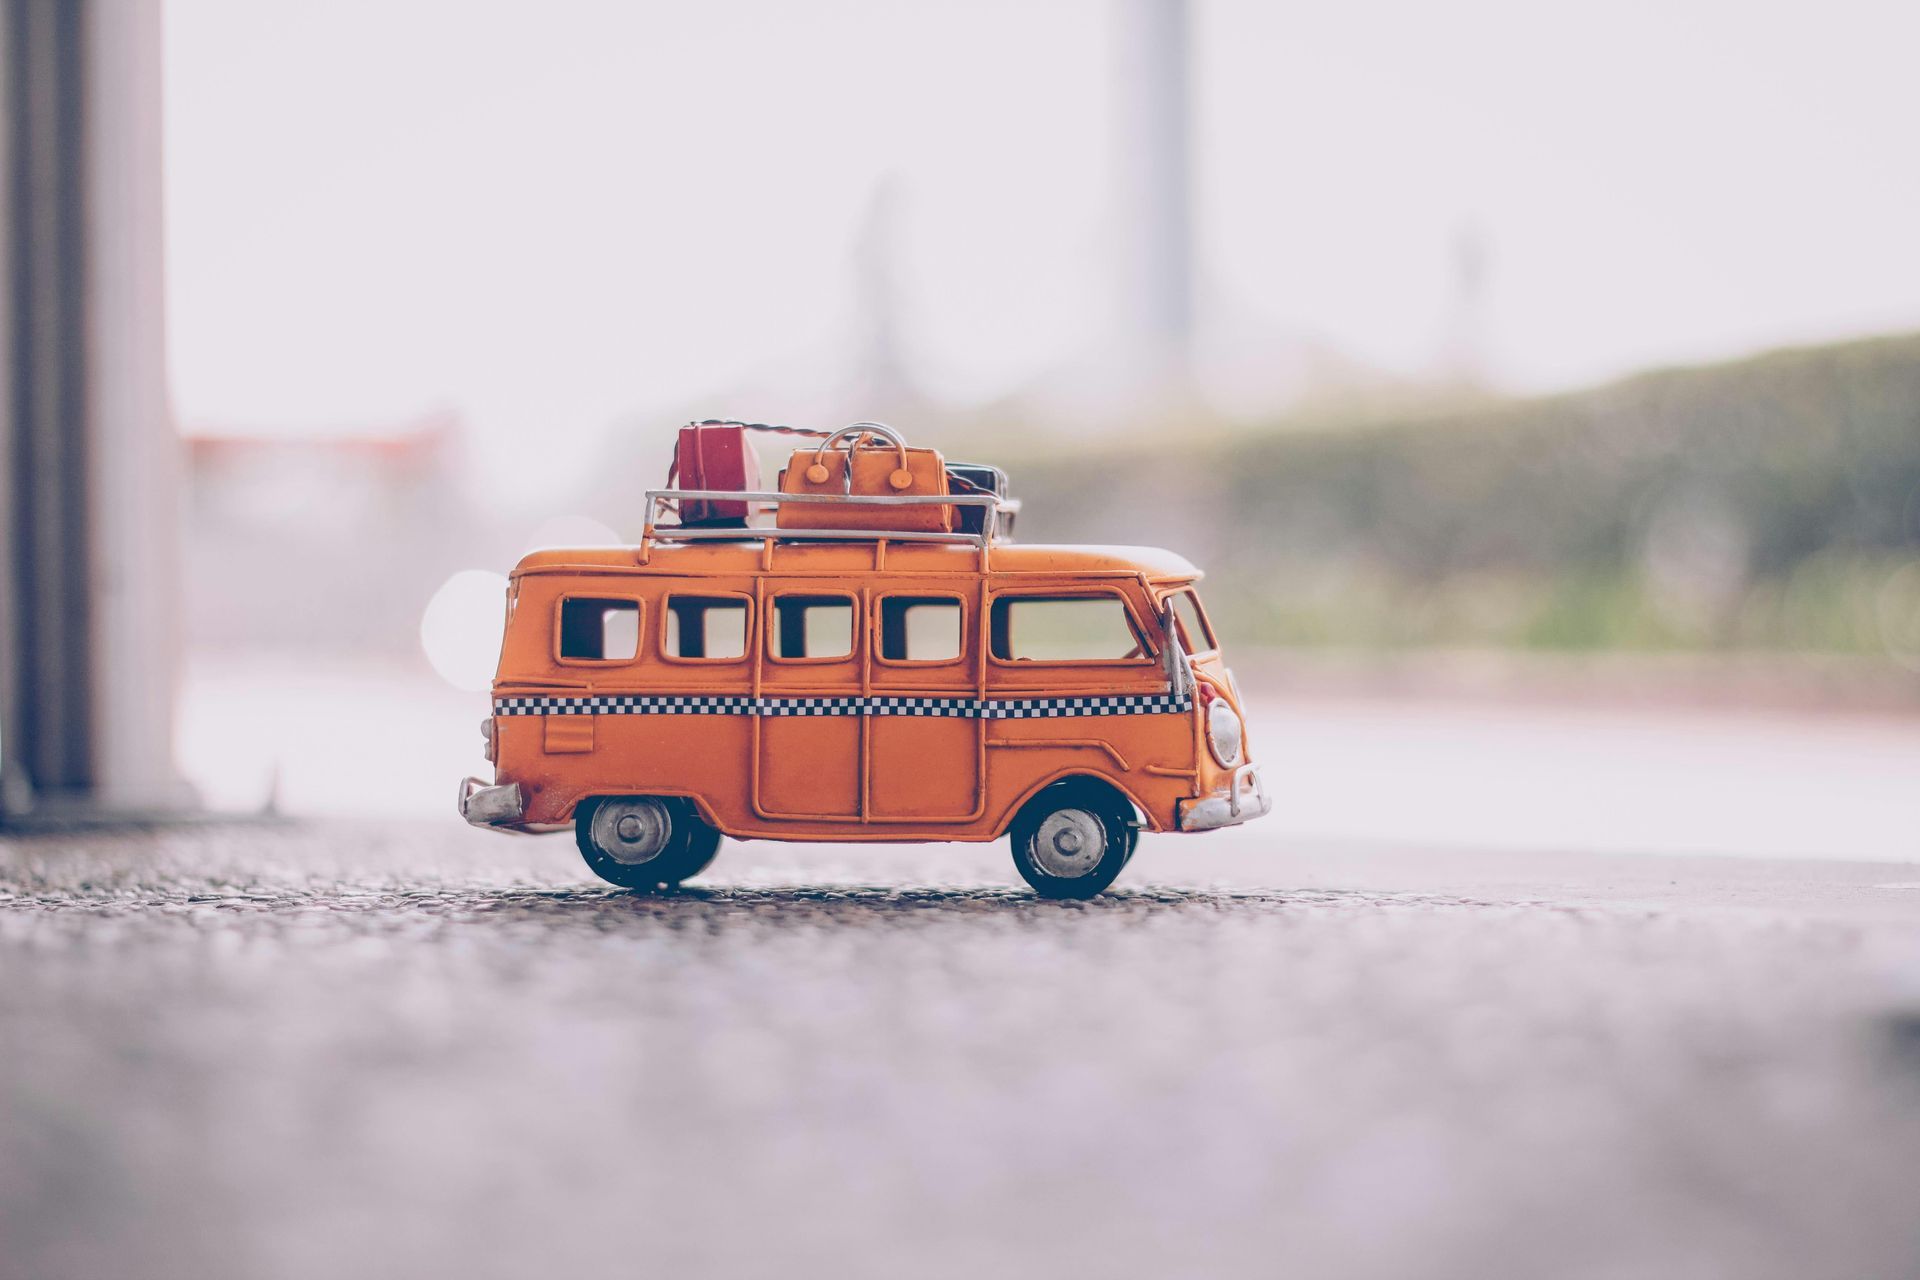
left=575, top=795, right=722, bottom=891
left=1008, top=779, right=1138, bottom=899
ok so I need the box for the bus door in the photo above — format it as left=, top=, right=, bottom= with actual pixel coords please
left=634, top=577, right=759, bottom=797
left=981, top=583, right=1169, bottom=793
left=865, top=583, right=982, bottom=823
left=753, top=580, right=863, bottom=820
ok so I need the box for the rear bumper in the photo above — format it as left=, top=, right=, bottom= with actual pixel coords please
left=458, top=776, right=525, bottom=828
left=1177, top=762, right=1271, bottom=832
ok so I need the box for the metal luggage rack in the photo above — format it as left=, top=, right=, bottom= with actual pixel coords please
left=638, top=487, right=1021, bottom=564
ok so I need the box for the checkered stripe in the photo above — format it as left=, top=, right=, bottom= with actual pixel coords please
left=492, top=692, right=1192, bottom=719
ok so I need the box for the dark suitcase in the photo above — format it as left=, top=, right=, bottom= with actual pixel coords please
left=670, top=422, right=763, bottom=526
left=945, top=461, right=1016, bottom=538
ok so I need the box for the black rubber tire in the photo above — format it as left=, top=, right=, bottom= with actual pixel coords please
left=574, top=795, right=722, bottom=891
left=1008, top=778, right=1139, bottom=900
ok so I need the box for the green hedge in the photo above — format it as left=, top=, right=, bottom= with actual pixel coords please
left=1004, top=335, right=1920, bottom=654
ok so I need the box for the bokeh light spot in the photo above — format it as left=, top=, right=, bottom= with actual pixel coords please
left=420, top=569, right=509, bottom=692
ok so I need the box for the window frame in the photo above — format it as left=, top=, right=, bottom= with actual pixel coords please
left=764, top=590, right=861, bottom=666
left=658, top=590, right=755, bottom=665
left=551, top=593, right=645, bottom=667
left=1164, top=587, right=1219, bottom=657
left=985, top=586, right=1159, bottom=668
left=872, top=591, right=971, bottom=668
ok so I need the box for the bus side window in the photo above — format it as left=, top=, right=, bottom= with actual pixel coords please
left=558, top=597, right=640, bottom=661
left=665, top=596, right=749, bottom=660
left=878, top=596, right=963, bottom=663
left=772, top=595, right=855, bottom=660
left=989, top=595, right=1149, bottom=662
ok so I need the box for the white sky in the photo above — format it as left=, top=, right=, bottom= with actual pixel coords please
left=165, top=0, right=1920, bottom=489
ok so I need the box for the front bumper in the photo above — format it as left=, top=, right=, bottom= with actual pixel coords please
left=1177, top=762, right=1271, bottom=832
left=458, top=776, right=525, bottom=827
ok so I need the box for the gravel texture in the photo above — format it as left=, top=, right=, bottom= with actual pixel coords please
left=4, top=821, right=1920, bottom=1280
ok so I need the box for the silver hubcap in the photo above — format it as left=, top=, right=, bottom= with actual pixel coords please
left=590, top=798, right=672, bottom=865
left=1030, top=807, right=1107, bottom=878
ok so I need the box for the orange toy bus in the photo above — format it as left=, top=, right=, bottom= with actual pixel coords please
left=459, top=426, right=1269, bottom=898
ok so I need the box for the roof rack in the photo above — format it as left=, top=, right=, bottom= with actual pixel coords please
left=638, top=488, right=1016, bottom=566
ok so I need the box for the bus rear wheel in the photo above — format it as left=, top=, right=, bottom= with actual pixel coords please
left=575, top=795, right=722, bottom=891
left=1008, top=779, right=1138, bottom=900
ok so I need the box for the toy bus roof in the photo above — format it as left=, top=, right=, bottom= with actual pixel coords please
left=511, top=541, right=1202, bottom=582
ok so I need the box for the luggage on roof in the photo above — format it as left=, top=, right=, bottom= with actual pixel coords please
left=668, top=422, right=762, bottom=527
left=658, top=419, right=1018, bottom=542
left=944, top=461, right=1015, bottom=538
left=775, top=423, right=953, bottom=533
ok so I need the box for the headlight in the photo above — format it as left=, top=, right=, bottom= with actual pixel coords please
left=481, top=717, right=497, bottom=763
left=1207, top=699, right=1243, bottom=767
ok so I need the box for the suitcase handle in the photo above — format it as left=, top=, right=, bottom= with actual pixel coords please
left=805, top=422, right=914, bottom=492
left=668, top=419, right=831, bottom=487
left=690, top=418, right=833, bottom=439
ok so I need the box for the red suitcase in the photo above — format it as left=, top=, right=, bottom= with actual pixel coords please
left=670, top=422, right=763, bottom=526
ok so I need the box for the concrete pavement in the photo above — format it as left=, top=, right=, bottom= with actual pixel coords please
left=4, top=821, right=1920, bottom=1280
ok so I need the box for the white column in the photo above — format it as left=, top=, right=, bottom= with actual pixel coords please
left=85, top=0, right=183, bottom=810
left=1113, top=0, right=1194, bottom=383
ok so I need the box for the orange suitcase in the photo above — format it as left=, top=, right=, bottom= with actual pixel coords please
left=776, top=424, right=952, bottom=532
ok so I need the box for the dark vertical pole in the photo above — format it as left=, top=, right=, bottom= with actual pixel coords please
left=1, top=0, right=94, bottom=814
left=0, top=3, right=12, bottom=809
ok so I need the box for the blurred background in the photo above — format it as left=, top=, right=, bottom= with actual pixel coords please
left=3, top=0, right=1917, bottom=857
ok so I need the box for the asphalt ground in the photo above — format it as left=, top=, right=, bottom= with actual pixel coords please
left=5, top=820, right=1920, bottom=1280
